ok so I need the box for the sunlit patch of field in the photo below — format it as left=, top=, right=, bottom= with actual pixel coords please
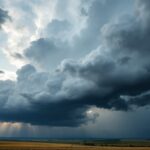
left=0, top=141, right=150, bottom=150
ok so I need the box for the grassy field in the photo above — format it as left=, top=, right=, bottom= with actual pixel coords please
left=0, top=141, right=150, bottom=150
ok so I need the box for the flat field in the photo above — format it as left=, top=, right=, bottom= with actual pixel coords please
left=0, top=141, right=150, bottom=150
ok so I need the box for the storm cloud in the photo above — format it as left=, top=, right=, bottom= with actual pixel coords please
left=0, top=0, right=150, bottom=127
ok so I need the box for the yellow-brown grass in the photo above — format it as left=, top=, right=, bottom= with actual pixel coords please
left=0, top=141, right=150, bottom=150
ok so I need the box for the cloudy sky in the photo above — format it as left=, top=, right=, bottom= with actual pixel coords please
left=0, top=0, right=150, bottom=138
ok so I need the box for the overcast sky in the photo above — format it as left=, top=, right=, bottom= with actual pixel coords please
left=0, top=0, right=150, bottom=138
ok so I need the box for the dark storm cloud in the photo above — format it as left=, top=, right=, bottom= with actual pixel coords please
left=0, top=0, right=150, bottom=127
left=0, top=64, right=91, bottom=126
left=102, top=0, right=150, bottom=58
left=124, top=91, right=150, bottom=107
left=0, top=8, right=10, bottom=28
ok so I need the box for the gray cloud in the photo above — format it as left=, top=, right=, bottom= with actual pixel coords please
left=0, top=8, right=10, bottom=28
left=24, top=0, right=133, bottom=70
left=73, top=0, right=134, bottom=55
left=11, top=53, right=24, bottom=60
left=0, top=70, right=4, bottom=74
left=44, top=19, right=71, bottom=38
left=24, top=38, right=70, bottom=70
left=0, top=0, right=150, bottom=127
